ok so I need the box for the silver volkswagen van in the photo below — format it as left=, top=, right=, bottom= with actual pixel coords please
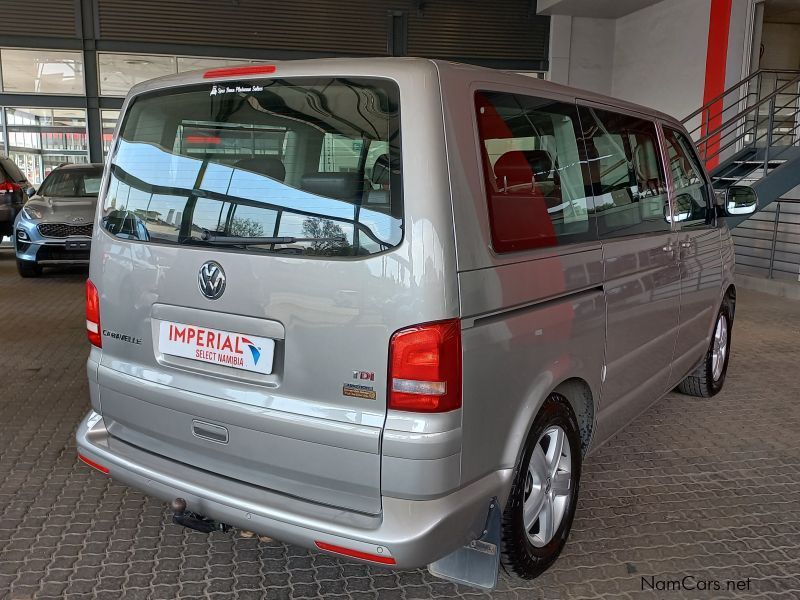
left=76, top=58, right=756, bottom=588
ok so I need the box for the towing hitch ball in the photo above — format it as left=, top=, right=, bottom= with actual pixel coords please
left=171, top=497, right=231, bottom=534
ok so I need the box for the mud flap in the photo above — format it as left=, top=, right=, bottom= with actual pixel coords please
left=427, top=497, right=501, bottom=590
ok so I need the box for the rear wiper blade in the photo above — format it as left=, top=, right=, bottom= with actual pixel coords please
left=199, top=230, right=346, bottom=246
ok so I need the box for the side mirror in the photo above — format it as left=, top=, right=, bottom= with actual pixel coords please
left=723, top=185, right=758, bottom=215
left=26, top=186, right=36, bottom=198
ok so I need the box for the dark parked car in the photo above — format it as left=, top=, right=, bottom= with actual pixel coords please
left=0, top=156, right=33, bottom=243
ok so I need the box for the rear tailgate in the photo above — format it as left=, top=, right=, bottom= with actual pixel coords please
left=97, top=248, right=391, bottom=513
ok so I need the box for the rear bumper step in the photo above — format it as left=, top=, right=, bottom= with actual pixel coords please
left=76, top=410, right=512, bottom=568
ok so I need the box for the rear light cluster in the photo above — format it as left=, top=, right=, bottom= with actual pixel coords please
left=86, top=279, right=102, bottom=348
left=0, top=179, right=21, bottom=193
left=388, top=319, right=462, bottom=413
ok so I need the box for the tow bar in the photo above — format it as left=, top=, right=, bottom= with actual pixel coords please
left=171, top=498, right=231, bottom=534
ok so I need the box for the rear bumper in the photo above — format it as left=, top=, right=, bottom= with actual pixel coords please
left=76, top=410, right=512, bottom=568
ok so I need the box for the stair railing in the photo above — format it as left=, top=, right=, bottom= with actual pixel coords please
left=682, top=69, right=800, bottom=173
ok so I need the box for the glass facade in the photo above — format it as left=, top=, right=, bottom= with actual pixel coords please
left=0, top=49, right=85, bottom=95
left=98, top=53, right=260, bottom=97
left=101, top=109, right=121, bottom=157
left=1, top=46, right=548, bottom=184
left=4, top=108, right=88, bottom=184
left=1, top=48, right=265, bottom=182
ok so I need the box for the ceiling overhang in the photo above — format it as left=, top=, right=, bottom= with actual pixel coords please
left=537, top=0, right=666, bottom=19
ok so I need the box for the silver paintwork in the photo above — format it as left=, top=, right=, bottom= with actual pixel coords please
left=77, top=57, right=737, bottom=570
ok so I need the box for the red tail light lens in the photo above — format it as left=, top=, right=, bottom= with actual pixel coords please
left=315, top=541, right=396, bottom=565
left=86, top=279, right=102, bottom=348
left=0, top=179, right=21, bottom=193
left=203, top=64, right=276, bottom=79
left=388, top=319, right=462, bottom=413
left=78, top=453, right=109, bottom=474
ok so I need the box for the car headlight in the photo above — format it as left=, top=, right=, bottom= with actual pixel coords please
left=21, top=206, right=43, bottom=220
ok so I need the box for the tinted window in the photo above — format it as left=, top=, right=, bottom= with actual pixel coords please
left=103, top=78, right=402, bottom=258
left=38, top=168, right=103, bottom=198
left=663, top=127, right=712, bottom=226
left=475, top=91, right=596, bottom=253
left=579, top=107, right=670, bottom=238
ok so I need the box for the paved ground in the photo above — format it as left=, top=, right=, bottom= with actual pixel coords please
left=0, top=245, right=799, bottom=600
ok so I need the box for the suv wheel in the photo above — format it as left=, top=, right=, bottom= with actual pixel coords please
left=17, top=259, right=42, bottom=278
left=500, top=393, right=582, bottom=579
left=677, top=299, right=733, bottom=398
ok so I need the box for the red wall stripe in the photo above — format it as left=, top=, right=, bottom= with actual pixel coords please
left=702, top=0, right=733, bottom=169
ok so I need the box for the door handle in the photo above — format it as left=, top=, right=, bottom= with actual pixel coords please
left=662, top=244, right=674, bottom=253
left=680, top=240, right=693, bottom=249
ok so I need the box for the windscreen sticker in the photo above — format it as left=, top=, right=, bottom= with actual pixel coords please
left=210, top=83, right=264, bottom=96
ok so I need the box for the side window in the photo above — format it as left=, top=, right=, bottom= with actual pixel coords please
left=579, top=106, right=670, bottom=238
left=475, top=91, right=596, bottom=253
left=663, top=127, right=712, bottom=226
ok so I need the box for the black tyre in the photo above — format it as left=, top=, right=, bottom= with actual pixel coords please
left=17, top=259, right=42, bottom=278
left=500, top=393, right=582, bottom=579
left=676, top=298, right=733, bottom=398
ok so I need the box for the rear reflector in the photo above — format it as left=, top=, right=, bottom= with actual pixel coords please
left=388, top=319, right=462, bottom=413
left=78, top=453, right=109, bottom=474
left=86, top=279, right=102, bottom=348
left=315, top=541, right=396, bottom=565
left=203, top=64, right=276, bottom=79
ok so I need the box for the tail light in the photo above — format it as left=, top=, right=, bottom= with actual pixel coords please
left=86, top=279, right=102, bottom=348
left=388, top=319, right=462, bottom=413
left=0, top=179, right=21, bottom=193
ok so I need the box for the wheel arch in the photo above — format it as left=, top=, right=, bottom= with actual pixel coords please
left=724, top=283, right=736, bottom=318
left=552, top=378, right=596, bottom=457
left=504, top=376, right=597, bottom=473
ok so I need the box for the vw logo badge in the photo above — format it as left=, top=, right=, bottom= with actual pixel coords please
left=198, top=261, right=226, bottom=300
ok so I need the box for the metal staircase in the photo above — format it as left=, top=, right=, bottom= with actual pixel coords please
left=682, top=69, right=800, bottom=281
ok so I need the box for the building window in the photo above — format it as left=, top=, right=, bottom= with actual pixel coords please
left=98, top=53, right=177, bottom=97
left=102, top=110, right=121, bottom=157
left=177, top=57, right=242, bottom=73
left=4, top=108, right=89, bottom=184
left=0, top=49, right=85, bottom=95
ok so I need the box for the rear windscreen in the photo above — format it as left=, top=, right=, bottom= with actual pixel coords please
left=102, top=77, right=402, bottom=257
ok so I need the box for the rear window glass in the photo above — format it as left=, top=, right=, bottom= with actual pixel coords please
left=102, top=77, right=402, bottom=257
